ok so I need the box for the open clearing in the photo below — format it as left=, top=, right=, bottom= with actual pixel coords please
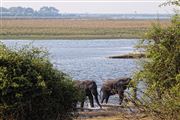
left=0, top=19, right=170, bottom=39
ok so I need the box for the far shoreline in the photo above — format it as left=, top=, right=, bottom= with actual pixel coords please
left=0, top=19, right=170, bottom=40
left=0, top=38, right=140, bottom=41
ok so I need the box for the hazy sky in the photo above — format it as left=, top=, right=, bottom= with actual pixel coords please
left=1, top=0, right=178, bottom=14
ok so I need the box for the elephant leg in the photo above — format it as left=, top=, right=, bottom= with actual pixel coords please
left=105, top=95, right=110, bottom=104
left=101, top=92, right=107, bottom=104
left=91, top=89, right=102, bottom=108
left=80, top=95, right=86, bottom=108
left=81, top=101, right=84, bottom=108
left=88, top=93, right=94, bottom=107
left=118, top=90, right=124, bottom=105
left=94, top=94, right=101, bottom=108
left=73, top=100, right=78, bottom=109
left=101, top=94, right=105, bottom=104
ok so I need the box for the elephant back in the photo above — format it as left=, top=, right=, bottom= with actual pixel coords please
left=73, top=80, right=97, bottom=91
left=83, top=80, right=97, bottom=90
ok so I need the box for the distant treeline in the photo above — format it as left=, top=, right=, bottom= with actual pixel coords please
left=0, top=6, right=172, bottom=19
left=0, top=6, right=60, bottom=16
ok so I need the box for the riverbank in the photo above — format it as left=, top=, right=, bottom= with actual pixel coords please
left=77, top=112, right=151, bottom=120
left=0, top=19, right=170, bottom=40
left=76, top=104, right=152, bottom=120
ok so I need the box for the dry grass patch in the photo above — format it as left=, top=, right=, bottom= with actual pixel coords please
left=0, top=19, right=171, bottom=39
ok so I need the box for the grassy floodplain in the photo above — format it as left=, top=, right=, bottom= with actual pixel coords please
left=0, top=19, right=170, bottom=39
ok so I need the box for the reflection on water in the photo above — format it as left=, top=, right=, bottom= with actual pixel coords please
left=2, top=39, right=141, bottom=105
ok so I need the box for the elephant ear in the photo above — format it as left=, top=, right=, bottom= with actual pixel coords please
left=111, top=88, right=117, bottom=94
left=114, top=78, right=131, bottom=90
left=114, top=82, right=122, bottom=90
left=115, top=80, right=125, bottom=87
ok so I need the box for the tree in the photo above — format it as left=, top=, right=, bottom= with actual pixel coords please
left=0, top=7, right=9, bottom=16
left=25, top=8, right=34, bottom=16
left=160, top=0, right=180, bottom=6
left=38, top=6, right=59, bottom=16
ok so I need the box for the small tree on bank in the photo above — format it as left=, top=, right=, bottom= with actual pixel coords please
left=0, top=44, right=79, bottom=120
left=134, top=14, right=180, bottom=119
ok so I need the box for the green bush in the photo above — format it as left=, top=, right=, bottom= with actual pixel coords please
left=0, top=43, right=79, bottom=120
left=134, top=15, right=180, bottom=119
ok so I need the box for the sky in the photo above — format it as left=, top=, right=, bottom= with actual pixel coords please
left=1, top=0, right=179, bottom=14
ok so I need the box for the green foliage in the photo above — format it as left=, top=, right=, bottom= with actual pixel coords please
left=160, top=0, right=180, bottom=7
left=135, top=15, right=180, bottom=119
left=0, top=43, right=79, bottom=120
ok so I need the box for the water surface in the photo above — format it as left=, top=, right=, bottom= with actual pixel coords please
left=2, top=39, right=141, bottom=105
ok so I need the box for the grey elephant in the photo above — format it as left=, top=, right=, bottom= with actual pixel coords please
left=74, top=80, right=102, bottom=108
left=100, top=77, right=132, bottom=105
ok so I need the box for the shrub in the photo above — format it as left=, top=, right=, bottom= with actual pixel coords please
left=0, top=43, right=79, bottom=120
left=134, top=15, right=180, bottom=119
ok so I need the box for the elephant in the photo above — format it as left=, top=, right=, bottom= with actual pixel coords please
left=74, top=80, right=102, bottom=108
left=100, top=77, right=132, bottom=105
